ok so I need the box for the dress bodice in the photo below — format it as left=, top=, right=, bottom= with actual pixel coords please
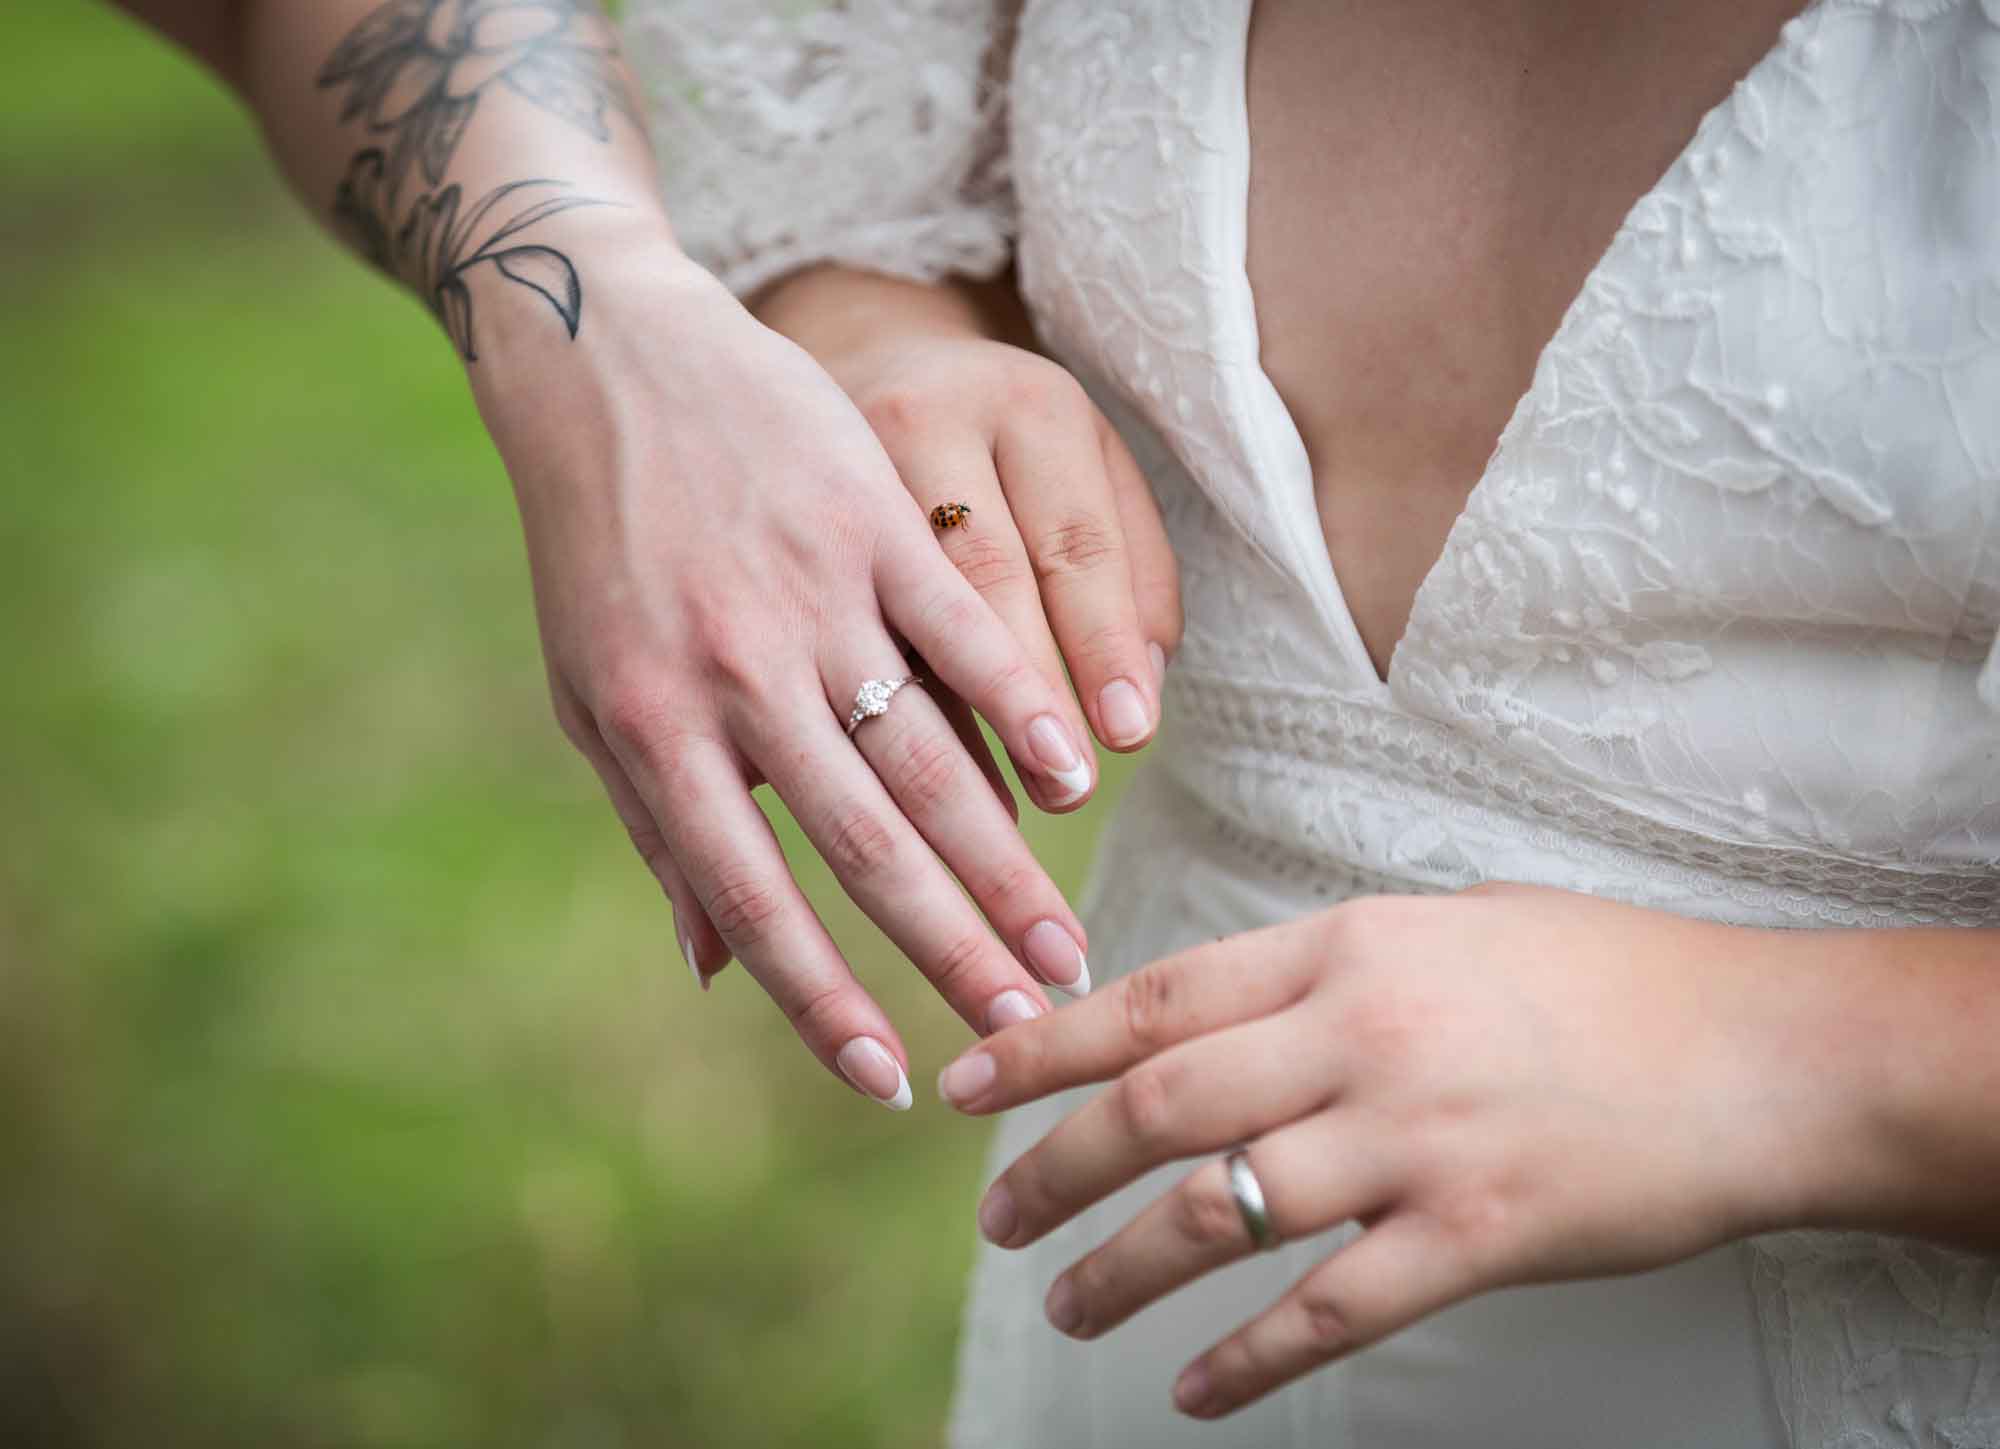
left=1007, top=0, right=2000, bottom=913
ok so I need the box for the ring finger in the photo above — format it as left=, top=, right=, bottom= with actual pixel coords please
left=1043, top=1112, right=1400, bottom=1341
left=740, top=648, right=1071, bottom=1037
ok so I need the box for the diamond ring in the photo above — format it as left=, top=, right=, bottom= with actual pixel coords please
left=845, top=675, right=921, bottom=736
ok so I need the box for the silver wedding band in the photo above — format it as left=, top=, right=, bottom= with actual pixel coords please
left=845, top=675, right=921, bottom=735
left=1225, top=1149, right=1281, bottom=1252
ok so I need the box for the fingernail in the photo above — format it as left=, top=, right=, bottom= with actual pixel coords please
left=836, top=1037, right=913, bottom=1111
left=938, top=1049, right=997, bottom=1107
left=678, top=926, right=707, bottom=992
left=1028, top=714, right=1092, bottom=801
left=1045, top=1276, right=1083, bottom=1334
left=1099, top=678, right=1151, bottom=746
left=978, top=1180, right=1017, bottom=1244
left=985, top=989, right=1042, bottom=1033
left=1173, top=1362, right=1212, bottom=1416
left=1023, top=920, right=1091, bottom=995
left=1149, top=641, right=1168, bottom=688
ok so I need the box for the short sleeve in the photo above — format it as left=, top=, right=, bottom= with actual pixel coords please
left=620, top=0, right=1017, bottom=299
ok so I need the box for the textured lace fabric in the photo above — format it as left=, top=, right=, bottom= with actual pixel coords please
left=624, top=1, right=2000, bottom=1444
left=621, top=0, right=1017, bottom=299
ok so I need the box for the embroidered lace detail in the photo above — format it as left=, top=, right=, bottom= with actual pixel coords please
left=621, top=0, right=1015, bottom=298
left=1164, top=671, right=2000, bottom=928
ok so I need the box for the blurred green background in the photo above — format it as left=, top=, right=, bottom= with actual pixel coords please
left=1, top=8, right=1126, bottom=1445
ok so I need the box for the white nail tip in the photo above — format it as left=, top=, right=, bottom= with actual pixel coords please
left=838, top=1037, right=914, bottom=1111
left=1065, top=953, right=1093, bottom=997
left=1049, top=760, right=1092, bottom=801
left=679, top=929, right=703, bottom=991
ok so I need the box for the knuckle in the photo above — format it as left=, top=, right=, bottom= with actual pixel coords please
left=1296, top=1287, right=1354, bottom=1355
left=1176, top=1167, right=1250, bottom=1249
left=977, top=859, right=1044, bottom=914
left=598, top=685, right=691, bottom=773
left=861, top=386, right=928, bottom=441
left=1031, top=513, right=1122, bottom=580
left=784, top=979, right=849, bottom=1041
left=949, top=532, right=1030, bottom=596
left=1113, top=1062, right=1179, bottom=1148
left=882, top=725, right=962, bottom=816
left=1117, top=966, right=1181, bottom=1052
left=705, top=869, right=785, bottom=948
left=928, top=929, right=992, bottom=997
left=819, top=799, right=901, bottom=880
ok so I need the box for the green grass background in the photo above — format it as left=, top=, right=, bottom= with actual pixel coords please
left=1, top=8, right=1128, bottom=1445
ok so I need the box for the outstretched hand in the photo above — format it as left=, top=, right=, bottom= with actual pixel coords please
left=939, top=882, right=1824, bottom=1417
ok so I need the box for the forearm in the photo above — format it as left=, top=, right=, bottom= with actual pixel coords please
left=117, top=0, right=688, bottom=362
left=1777, top=924, right=2000, bottom=1251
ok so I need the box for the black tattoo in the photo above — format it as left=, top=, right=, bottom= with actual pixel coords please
left=335, top=149, right=609, bottom=361
left=319, top=0, right=638, bottom=202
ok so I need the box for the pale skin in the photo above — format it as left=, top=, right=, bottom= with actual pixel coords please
left=115, top=0, right=1171, bottom=1114
left=117, top=0, right=1996, bottom=1422
left=752, top=0, right=2000, bottom=1424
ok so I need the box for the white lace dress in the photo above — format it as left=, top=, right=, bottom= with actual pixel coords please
left=622, top=2, right=2000, bottom=1443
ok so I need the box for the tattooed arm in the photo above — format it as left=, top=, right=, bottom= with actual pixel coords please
left=110, top=2, right=1105, bottom=1111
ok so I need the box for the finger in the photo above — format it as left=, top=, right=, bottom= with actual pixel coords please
left=832, top=650, right=1089, bottom=1004
left=935, top=922, right=1317, bottom=1114
left=560, top=698, right=731, bottom=989
left=973, top=1013, right=1333, bottom=1249
left=900, top=441, right=1095, bottom=814
left=1099, top=419, right=1183, bottom=682
left=996, top=405, right=1159, bottom=750
left=874, top=525, right=1098, bottom=810
left=596, top=713, right=915, bottom=1110
left=1173, top=1215, right=1467, bottom=1419
left=932, top=683, right=1017, bottom=824
left=745, top=664, right=1063, bottom=1037
left=1044, top=1112, right=1400, bottom=1341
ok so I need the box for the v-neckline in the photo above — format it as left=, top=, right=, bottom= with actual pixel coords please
left=1220, top=0, right=1823, bottom=698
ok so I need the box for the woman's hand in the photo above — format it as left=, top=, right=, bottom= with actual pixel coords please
left=938, top=882, right=1838, bottom=1416
left=472, top=237, right=1100, bottom=1109
left=757, top=267, right=1183, bottom=775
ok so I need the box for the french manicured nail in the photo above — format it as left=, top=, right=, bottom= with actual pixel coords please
left=1024, top=920, right=1091, bottom=995
left=1045, top=1276, right=1083, bottom=1335
left=1149, top=641, right=1168, bottom=689
left=1027, top=713, right=1092, bottom=800
left=1173, top=1362, right=1213, bottom=1416
left=678, top=926, right=707, bottom=992
left=985, top=989, right=1042, bottom=1033
left=836, top=1037, right=913, bottom=1111
left=978, top=1180, right=1017, bottom=1244
left=938, top=1049, right=997, bottom=1107
left=1099, top=677, right=1151, bottom=746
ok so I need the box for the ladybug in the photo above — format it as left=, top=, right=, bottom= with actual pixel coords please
left=929, top=501, right=974, bottom=530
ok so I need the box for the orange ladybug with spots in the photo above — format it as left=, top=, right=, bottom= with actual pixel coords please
left=930, top=501, right=974, bottom=530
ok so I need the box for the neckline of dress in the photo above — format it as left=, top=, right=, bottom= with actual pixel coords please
left=1218, top=0, right=1826, bottom=698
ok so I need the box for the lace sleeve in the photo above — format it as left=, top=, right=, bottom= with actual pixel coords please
left=618, top=0, right=1016, bottom=299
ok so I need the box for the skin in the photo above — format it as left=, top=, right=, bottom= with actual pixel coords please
left=114, top=0, right=1133, bottom=1113
left=938, top=884, right=2000, bottom=1418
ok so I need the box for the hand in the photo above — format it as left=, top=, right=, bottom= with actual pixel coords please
left=761, top=268, right=1182, bottom=780
left=471, top=238, right=1100, bottom=1109
left=937, top=883, right=1822, bottom=1416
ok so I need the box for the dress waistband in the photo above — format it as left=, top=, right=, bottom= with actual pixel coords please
left=1156, top=672, right=2000, bottom=929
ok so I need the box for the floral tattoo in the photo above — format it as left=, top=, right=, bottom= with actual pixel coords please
left=335, top=151, right=609, bottom=361
left=320, top=0, right=634, bottom=359
left=319, top=0, right=639, bottom=201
